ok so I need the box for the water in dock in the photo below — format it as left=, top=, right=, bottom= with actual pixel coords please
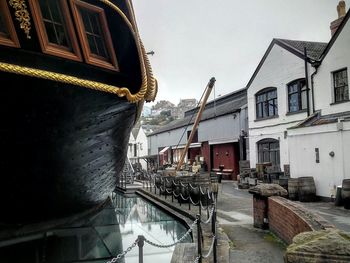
left=0, top=193, right=191, bottom=262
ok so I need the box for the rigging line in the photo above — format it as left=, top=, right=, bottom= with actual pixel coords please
left=174, top=83, right=209, bottom=152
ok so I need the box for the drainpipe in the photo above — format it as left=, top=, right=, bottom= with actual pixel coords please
left=304, top=47, right=310, bottom=117
left=310, top=61, right=321, bottom=114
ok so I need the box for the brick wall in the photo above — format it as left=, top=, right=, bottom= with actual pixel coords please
left=253, top=195, right=268, bottom=229
left=268, top=196, right=334, bottom=244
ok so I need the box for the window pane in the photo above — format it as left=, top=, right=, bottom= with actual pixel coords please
left=334, top=69, right=349, bottom=102
left=345, top=86, right=349, bottom=100
left=0, top=9, right=9, bottom=37
left=48, top=0, right=61, bottom=22
left=256, top=89, right=278, bottom=118
left=87, top=34, right=98, bottom=54
left=79, top=7, right=110, bottom=59
left=268, top=100, right=275, bottom=116
left=301, top=90, right=307, bottom=110
left=268, top=90, right=276, bottom=99
left=55, top=25, right=68, bottom=46
left=257, top=140, right=280, bottom=165
left=90, top=12, right=101, bottom=35
left=289, top=93, right=299, bottom=112
left=39, top=0, right=71, bottom=48
left=80, top=9, right=92, bottom=33
left=39, top=0, right=51, bottom=20
left=95, top=36, right=108, bottom=58
left=44, top=22, right=57, bottom=43
left=288, top=83, right=298, bottom=94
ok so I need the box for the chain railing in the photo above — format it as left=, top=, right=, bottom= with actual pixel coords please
left=107, top=238, right=139, bottom=263
left=109, top=171, right=218, bottom=263
left=141, top=171, right=218, bottom=263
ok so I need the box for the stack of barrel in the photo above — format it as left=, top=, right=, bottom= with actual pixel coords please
left=287, top=176, right=316, bottom=202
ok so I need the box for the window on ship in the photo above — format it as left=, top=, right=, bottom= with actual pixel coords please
left=70, top=0, right=119, bottom=71
left=29, top=0, right=82, bottom=61
left=0, top=1, right=20, bottom=48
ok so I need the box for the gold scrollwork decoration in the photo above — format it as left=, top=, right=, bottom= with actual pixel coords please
left=8, top=0, right=31, bottom=39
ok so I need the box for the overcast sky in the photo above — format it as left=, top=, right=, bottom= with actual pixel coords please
left=133, top=0, right=349, bottom=105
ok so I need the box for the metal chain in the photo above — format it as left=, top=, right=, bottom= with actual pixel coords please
left=202, top=235, right=216, bottom=259
left=144, top=219, right=198, bottom=248
left=193, top=255, right=201, bottom=263
left=107, top=239, right=139, bottom=263
left=201, top=206, right=215, bottom=224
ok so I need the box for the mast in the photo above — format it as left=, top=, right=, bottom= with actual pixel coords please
left=176, top=77, right=216, bottom=172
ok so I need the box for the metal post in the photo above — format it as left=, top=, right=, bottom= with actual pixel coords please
left=188, top=184, right=191, bottom=210
left=154, top=177, right=156, bottom=194
left=138, top=235, right=144, bottom=263
left=212, top=209, right=217, bottom=263
left=199, top=200, right=201, bottom=217
left=171, top=180, right=174, bottom=203
left=196, top=214, right=202, bottom=263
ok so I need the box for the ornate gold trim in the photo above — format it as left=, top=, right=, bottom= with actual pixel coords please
left=8, top=0, right=32, bottom=39
left=0, top=62, right=143, bottom=103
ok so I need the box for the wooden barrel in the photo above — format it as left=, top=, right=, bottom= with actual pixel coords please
left=341, top=179, right=350, bottom=209
left=288, top=178, right=299, bottom=201
left=298, top=177, right=316, bottom=202
left=279, top=176, right=289, bottom=190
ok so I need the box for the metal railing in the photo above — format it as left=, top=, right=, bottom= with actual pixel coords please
left=107, top=172, right=218, bottom=263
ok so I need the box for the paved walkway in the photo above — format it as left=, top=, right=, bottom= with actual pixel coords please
left=217, top=181, right=286, bottom=263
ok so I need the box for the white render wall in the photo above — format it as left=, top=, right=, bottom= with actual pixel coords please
left=288, top=121, right=350, bottom=198
left=248, top=44, right=311, bottom=170
left=313, top=20, right=350, bottom=115
left=135, top=127, right=148, bottom=170
left=148, top=126, right=192, bottom=156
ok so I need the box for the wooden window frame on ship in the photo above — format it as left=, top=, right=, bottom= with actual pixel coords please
left=0, top=1, right=20, bottom=48
left=70, top=0, right=119, bottom=71
left=28, top=0, right=82, bottom=61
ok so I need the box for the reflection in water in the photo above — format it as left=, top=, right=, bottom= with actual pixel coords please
left=0, top=193, right=191, bottom=263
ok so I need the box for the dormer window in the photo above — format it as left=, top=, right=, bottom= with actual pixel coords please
left=333, top=68, right=349, bottom=103
left=256, top=88, right=278, bottom=119
left=287, top=79, right=307, bottom=112
left=29, top=0, right=82, bottom=61
left=70, top=0, right=119, bottom=71
left=0, top=1, right=20, bottom=48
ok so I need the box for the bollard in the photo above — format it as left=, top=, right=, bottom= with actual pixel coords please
left=196, top=214, right=202, bottom=263
left=138, top=235, right=145, bottom=263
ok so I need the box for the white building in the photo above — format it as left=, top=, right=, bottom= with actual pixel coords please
left=247, top=38, right=327, bottom=171
left=128, top=122, right=148, bottom=170
left=288, top=6, right=350, bottom=199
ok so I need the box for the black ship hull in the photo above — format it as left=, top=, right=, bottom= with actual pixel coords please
left=0, top=74, right=137, bottom=223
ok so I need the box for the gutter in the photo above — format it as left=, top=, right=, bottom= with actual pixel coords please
left=304, top=47, right=311, bottom=116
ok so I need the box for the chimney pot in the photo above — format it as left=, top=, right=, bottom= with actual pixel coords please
left=337, top=1, right=346, bottom=18
left=330, top=1, right=347, bottom=36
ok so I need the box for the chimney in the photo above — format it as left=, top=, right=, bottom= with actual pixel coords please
left=330, top=1, right=346, bottom=36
